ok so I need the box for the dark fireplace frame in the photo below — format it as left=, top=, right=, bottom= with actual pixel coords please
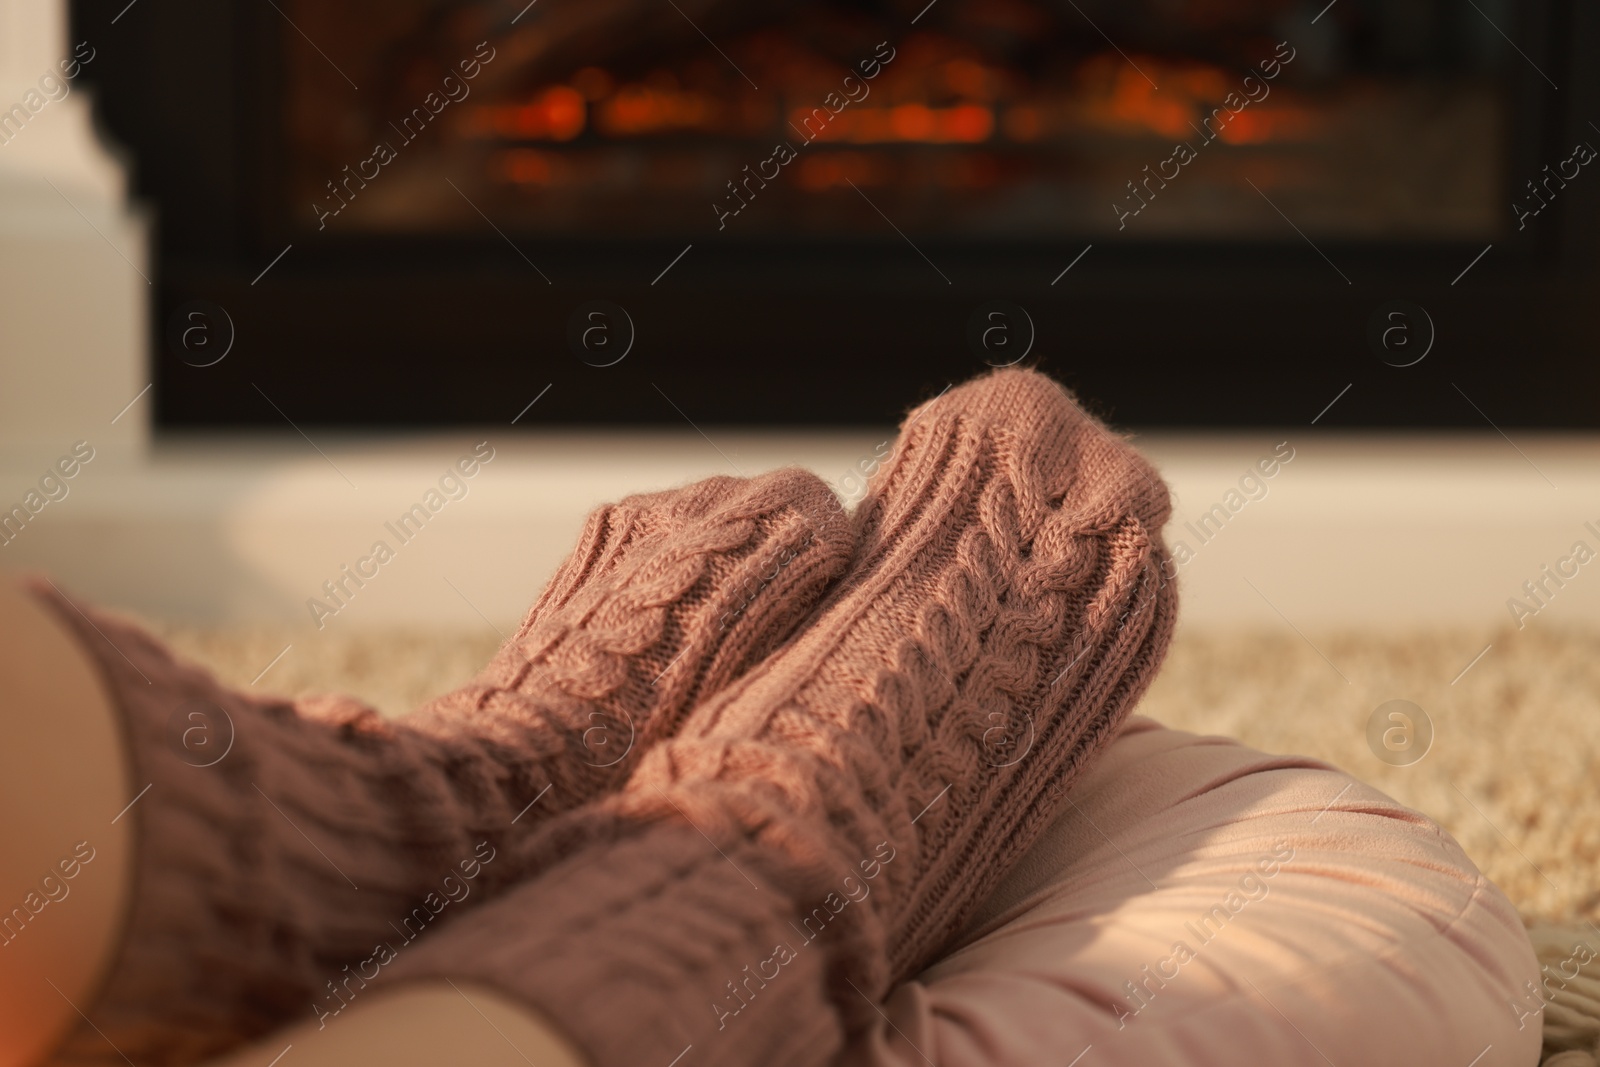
left=73, top=0, right=1600, bottom=430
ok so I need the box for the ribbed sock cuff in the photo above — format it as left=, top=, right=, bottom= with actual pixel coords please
left=27, top=580, right=515, bottom=1064
left=387, top=823, right=847, bottom=1067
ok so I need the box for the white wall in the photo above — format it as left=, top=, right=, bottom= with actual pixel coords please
left=1, top=429, right=1596, bottom=640
left=0, top=0, right=149, bottom=457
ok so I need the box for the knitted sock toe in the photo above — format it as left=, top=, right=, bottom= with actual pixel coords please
left=27, top=467, right=853, bottom=1066
left=406, top=466, right=854, bottom=832
left=447, top=368, right=1178, bottom=1067
left=847, top=367, right=1179, bottom=979
left=518, top=473, right=758, bottom=624
left=640, top=370, right=1177, bottom=988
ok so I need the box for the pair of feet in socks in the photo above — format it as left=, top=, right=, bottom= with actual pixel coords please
left=33, top=368, right=1177, bottom=1067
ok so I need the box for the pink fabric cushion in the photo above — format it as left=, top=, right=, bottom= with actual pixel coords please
left=840, top=716, right=1541, bottom=1067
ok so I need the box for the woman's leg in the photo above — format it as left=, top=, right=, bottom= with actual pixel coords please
left=91, top=982, right=590, bottom=1067
left=3, top=468, right=853, bottom=1066
left=0, top=575, right=133, bottom=1067
left=15, top=367, right=1178, bottom=1067
left=305, top=368, right=1179, bottom=1067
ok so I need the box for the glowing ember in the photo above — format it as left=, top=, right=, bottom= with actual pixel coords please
left=468, top=43, right=1315, bottom=166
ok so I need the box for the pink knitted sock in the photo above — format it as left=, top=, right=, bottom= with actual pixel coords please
left=387, top=368, right=1179, bottom=1067
left=408, top=469, right=855, bottom=846
left=28, top=467, right=851, bottom=1066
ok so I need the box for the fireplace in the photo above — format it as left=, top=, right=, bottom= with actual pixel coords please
left=281, top=3, right=1504, bottom=242
left=73, top=0, right=1600, bottom=429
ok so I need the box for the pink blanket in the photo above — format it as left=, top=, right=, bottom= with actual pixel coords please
left=841, top=717, right=1541, bottom=1067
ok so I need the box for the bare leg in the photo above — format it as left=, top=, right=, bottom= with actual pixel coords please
left=161, top=983, right=589, bottom=1067
left=0, top=574, right=133, bottom=1067
left=0, top=576, right=590, bottom=1067
left=6, top=469, right=854, bottom=1065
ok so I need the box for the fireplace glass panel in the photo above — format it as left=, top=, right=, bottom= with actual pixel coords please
left=284, top=0, right=1513, bottom=241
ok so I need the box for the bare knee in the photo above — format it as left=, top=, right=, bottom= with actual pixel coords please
left=0, top=574, right=133, bottom=1067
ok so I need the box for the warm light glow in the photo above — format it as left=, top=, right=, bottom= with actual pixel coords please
left=1214, top=107, right=1313, bottom=144
left=598, top=85, right=716, bottom=135
left=1102, top=62, right=1197, bottom=139
left=942, top=57, right=999, bottom=101
left=1074, top=53, right=1318, bottom=145
left=571, top=66, right=614, bottom=102
left=891, top=103, right=936, bottom=140
left=795, top=151, right=889, bottom=190
left=794, top=104, right=994, bottom=144
left=1002, top=105, right=1043, bottom=142
left=496, top=148, right=555, bottom=184
left=465, top=48, right=1317, bottom=158
left=470, top=86, right=586, bottom=141
left=945, top=103, right=994, bottom=141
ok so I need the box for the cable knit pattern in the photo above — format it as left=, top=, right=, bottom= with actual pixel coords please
left=26, top=468, right=852, bottom=1066
left=407, top=468, right=854, bottom=857
left=410, top=369, right=1180, bottom=1067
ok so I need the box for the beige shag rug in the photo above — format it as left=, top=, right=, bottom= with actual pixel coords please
left=146, top=618, right=1600, bottom=1065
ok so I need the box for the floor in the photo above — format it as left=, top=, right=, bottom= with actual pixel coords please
left=146, top=615, right=1599, bottom=927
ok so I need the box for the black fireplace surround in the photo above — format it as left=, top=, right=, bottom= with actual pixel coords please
left=72, top=0, right=1600, bottom=429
